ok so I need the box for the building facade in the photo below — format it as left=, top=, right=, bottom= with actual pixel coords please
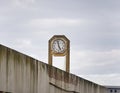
left=106, top=86, right=120, bottom=93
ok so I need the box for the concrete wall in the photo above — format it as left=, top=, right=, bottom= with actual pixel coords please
left=0, top=44, right=108, bottom=93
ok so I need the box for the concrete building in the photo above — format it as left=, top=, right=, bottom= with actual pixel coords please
left=106, top=86, right=120, bottom=93
left=0, top=44, right=108, bottom=93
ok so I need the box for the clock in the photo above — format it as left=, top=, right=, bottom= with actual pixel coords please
left=52, top=39, right=66, bottom=53
left=48, top=35, right=70, bottom=72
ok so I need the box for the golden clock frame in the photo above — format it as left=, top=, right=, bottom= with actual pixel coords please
left=48, top=35, right=70, bottom=73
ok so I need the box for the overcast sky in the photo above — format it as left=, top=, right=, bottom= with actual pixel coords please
left=0, top=0, right=120, bottom=86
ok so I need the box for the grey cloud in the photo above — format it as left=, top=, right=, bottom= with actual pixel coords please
left=71, top=49, right=120, bottom=75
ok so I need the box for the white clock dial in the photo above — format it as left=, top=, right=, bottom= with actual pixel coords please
left=52, top=39, right=66, bottom=53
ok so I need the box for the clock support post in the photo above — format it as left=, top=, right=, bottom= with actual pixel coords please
left=48, top=40, right=52, bottom=65
left=48, top=35, right=70, bottom=73
left=66, top=42, right=70, bottom=72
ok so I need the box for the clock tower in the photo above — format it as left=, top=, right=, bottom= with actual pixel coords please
left=48, top=35, right=70, bottom=72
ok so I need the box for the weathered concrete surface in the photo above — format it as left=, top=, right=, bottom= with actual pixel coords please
left=0, top=44, right=108, bottom=93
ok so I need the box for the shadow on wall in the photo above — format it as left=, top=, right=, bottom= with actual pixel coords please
left=0, top=91, right=11, bottom=93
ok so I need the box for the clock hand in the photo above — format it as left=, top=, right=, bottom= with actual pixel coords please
left=57, top=40, right=61, bottom=50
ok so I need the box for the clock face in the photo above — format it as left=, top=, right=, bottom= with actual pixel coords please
left=52, top=39, right=66, bottom=53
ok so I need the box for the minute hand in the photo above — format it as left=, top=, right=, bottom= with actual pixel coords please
left=57, top=40, right=61, bottom=50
